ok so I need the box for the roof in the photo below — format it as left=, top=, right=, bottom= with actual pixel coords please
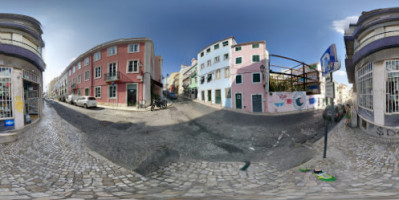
left=196, top=36, right=235, bottom=55
left=231, top=41, right=265, bottom=48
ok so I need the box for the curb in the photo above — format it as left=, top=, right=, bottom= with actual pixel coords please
left=0, top=117, right=41, bottom=144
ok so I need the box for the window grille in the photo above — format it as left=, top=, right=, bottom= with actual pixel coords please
left=357, top=63, right=373, bottom=110
left=386, top=60, right=399, bottom=113
left=0, top=67, right=12, bottom=118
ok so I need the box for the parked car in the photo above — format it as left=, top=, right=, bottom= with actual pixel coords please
left=75, top=96, right=97, bottom=109
left=168, top=92, right=177, bottom=100
left=65, top=94, right=79, bottom=105
left=323, top=104, right=345, bottom=122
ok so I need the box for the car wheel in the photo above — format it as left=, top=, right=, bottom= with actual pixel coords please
left=151, top=105, right=154, bottom=111
left=84, top=104, right=88, bottom=109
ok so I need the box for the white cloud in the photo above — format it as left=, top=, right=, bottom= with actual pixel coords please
left=332, top=16, right=359, bottom=34
left=335, top=70, right=347, bottom=76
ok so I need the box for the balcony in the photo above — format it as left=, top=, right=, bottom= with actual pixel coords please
left=104, top=71, right=120, bottom=82
left=71, top=83, right=76, bottom=89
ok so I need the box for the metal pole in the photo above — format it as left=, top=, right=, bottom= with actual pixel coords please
left=323, top=116, right=328, bottom=158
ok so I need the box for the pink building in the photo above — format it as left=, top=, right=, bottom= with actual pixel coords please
left=230, top=41, right=269, bottom=112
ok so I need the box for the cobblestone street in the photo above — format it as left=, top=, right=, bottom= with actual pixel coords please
left=1, top=102, right=399, bottom=199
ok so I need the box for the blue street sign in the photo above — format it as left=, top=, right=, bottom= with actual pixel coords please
left=112, top=81, right=114, bottom=86
left=4, top=119, right=14, bottom=126
left=321, top=44, right=340, bottom=76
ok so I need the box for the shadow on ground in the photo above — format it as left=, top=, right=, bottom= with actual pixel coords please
left=47, top=100, right=338, bottom=175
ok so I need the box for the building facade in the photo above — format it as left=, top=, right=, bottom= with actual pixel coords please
left=181, top=58, right=198, bottom=99
left=56, top=37, right=162, bottom=107
left=197, top=37, right=236, bottom=108
left=345, top=7, right=399, bottom=137
left=230, top=41, right=269, bottom=112
left=0, top=14, right=45, bottom=130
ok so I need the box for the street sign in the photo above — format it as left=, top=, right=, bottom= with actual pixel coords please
left=321, top=44, right=340, bottom=76
left=325, top=82, right=335, bottom=98
left=325, top=73, right=332, bottom=82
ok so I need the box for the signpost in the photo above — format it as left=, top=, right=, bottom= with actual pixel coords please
left=321, top=44, right=339, bottom=159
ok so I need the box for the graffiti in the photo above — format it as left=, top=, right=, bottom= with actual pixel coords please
left=278, top=94, right=287, bottom=100
left=293, top=92, right=306, bottom=110
left=274, top=102, right=284, bottom=107
left=309, top=98, right=316, bottom=105
left=15, top=96, right=23, bottom=113
left=286, top=99, right=292, bottom=104
left=376, top=127, right=399, bottom=137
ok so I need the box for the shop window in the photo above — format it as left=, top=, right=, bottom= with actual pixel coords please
left=357, top=63, right=373, bottom=110
left=0, top=67, right=12, bottom=118
left=386, top=60, right=399, bottom=113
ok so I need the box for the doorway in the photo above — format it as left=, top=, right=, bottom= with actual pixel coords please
left=252, top=94, right=262, bottom=112
left=127, top=84, right=137, bottom=106
left=235, top=93, right=242, bottom=109
left=23, top=80, right=39, bottom=124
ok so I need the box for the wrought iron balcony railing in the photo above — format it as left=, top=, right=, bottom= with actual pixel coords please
left=104, top=71, right=120, bottom=82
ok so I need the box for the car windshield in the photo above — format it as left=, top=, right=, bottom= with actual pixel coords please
left=88, top=97, right=96, bottom=100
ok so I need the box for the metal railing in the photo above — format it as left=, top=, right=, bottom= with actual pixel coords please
left=104, top=71, right=120, bottom=82
left=355, top=30, right=399, bottom=52
left=0, top=38, right=42, bottom=57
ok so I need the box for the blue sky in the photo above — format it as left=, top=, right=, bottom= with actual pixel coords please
left=1, top=0, right=398, bottom=89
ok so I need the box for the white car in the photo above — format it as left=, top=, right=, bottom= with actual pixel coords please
left=65, top=94, right=79, bottom=105
left=75, top=96, right=97, bottom=108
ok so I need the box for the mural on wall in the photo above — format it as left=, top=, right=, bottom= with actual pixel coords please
left=15, top=96, right=23, bottom=113
left=268, top=92, right=324, bottom=113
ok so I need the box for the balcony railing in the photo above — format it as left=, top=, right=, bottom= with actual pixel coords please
left=0, top=38, right=42, bottom=57
left=104, top=71, right=120, bottom=82
left=71, top=83, right=76, bottom=89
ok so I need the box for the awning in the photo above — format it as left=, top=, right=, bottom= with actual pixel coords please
left=152, top=79, right=163, bottom=87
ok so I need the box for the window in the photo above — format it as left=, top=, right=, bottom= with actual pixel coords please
left=78, top=62, right=81, bottom=69
left=200, top=76, right=205, bottom=84
left=85, top=70, right=90, bottom=81
left=225, top=88, right=231, bottom=98
left=206, top=48, right=211, bottom=53
left=252, top=73, right=261, bottom=83
left=200, top=52, right=204, bottom=57
left=207, top=74, right=212, bottom=82
left=222, top=41, right=228, bottom=46
left=94, top=51, right=101, bottom=61
left=252, top=55, right=260, bottom=62
left=107, top=46, right=117, bottom=56
left=201, top=91, right=205, bottom=101
left=236, top=74, right=242, bottom=84
left=208, top=90, right=212, bottom=102
left=128, top=44, right=140, bottom=53
left=73, top=66, right=76, bottom=73
left=109, top=85, right=117, bottom=98
left=252, top=43, right=260, bottom=48
left=214, top=44, right=219, bottom=50
left=207, top=59, right=211, bottom=67
left=235, top=57, right=242, bottom=64
left=73, top=78, right=76, bottom=84
left=214, top=56, right=220, bottom=64
left=215, top=69, right=221, bottom=80
left=224, top=53, right=229, bottom=60
left=85, top=88, right=89, bottom=96
left=78, top=74, right=81, bottom=83
left=224, top=67, right=230, bottom=78
left=95, top=87, right=101, bottom=98
left=201, top=63, right=205, bottom=69
left=0, top=67, right=13, bottom=118
left=357, top=63, right=373, bottom=110
left=78, top=89, right=81, bottom=96
left=95, top=67, right=101, bottom=78
left=386, top=60, right=399, bottom=113
left=127, top=60, right=139, bottom=73
left=69, top=70, right=71, bottom=76
left=235, top=46, right=242, bottom=51
left=69, top=81, right=71, bottom=87
left=84, top=57, right=89, bottom=66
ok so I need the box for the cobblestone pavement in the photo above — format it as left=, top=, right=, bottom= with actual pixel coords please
left=1, top=102, right=399, bottom=199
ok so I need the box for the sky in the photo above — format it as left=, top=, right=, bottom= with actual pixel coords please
left=1, top=0, right=398, bottom=90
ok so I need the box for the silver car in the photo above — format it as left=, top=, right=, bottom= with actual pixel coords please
left=75, top=96, right=97, bottom=109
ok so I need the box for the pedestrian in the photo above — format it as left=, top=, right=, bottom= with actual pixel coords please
left=345, top=104, right=351, bottom=126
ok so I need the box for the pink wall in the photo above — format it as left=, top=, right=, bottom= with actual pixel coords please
left=230, top=42, right=268, bottom=112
